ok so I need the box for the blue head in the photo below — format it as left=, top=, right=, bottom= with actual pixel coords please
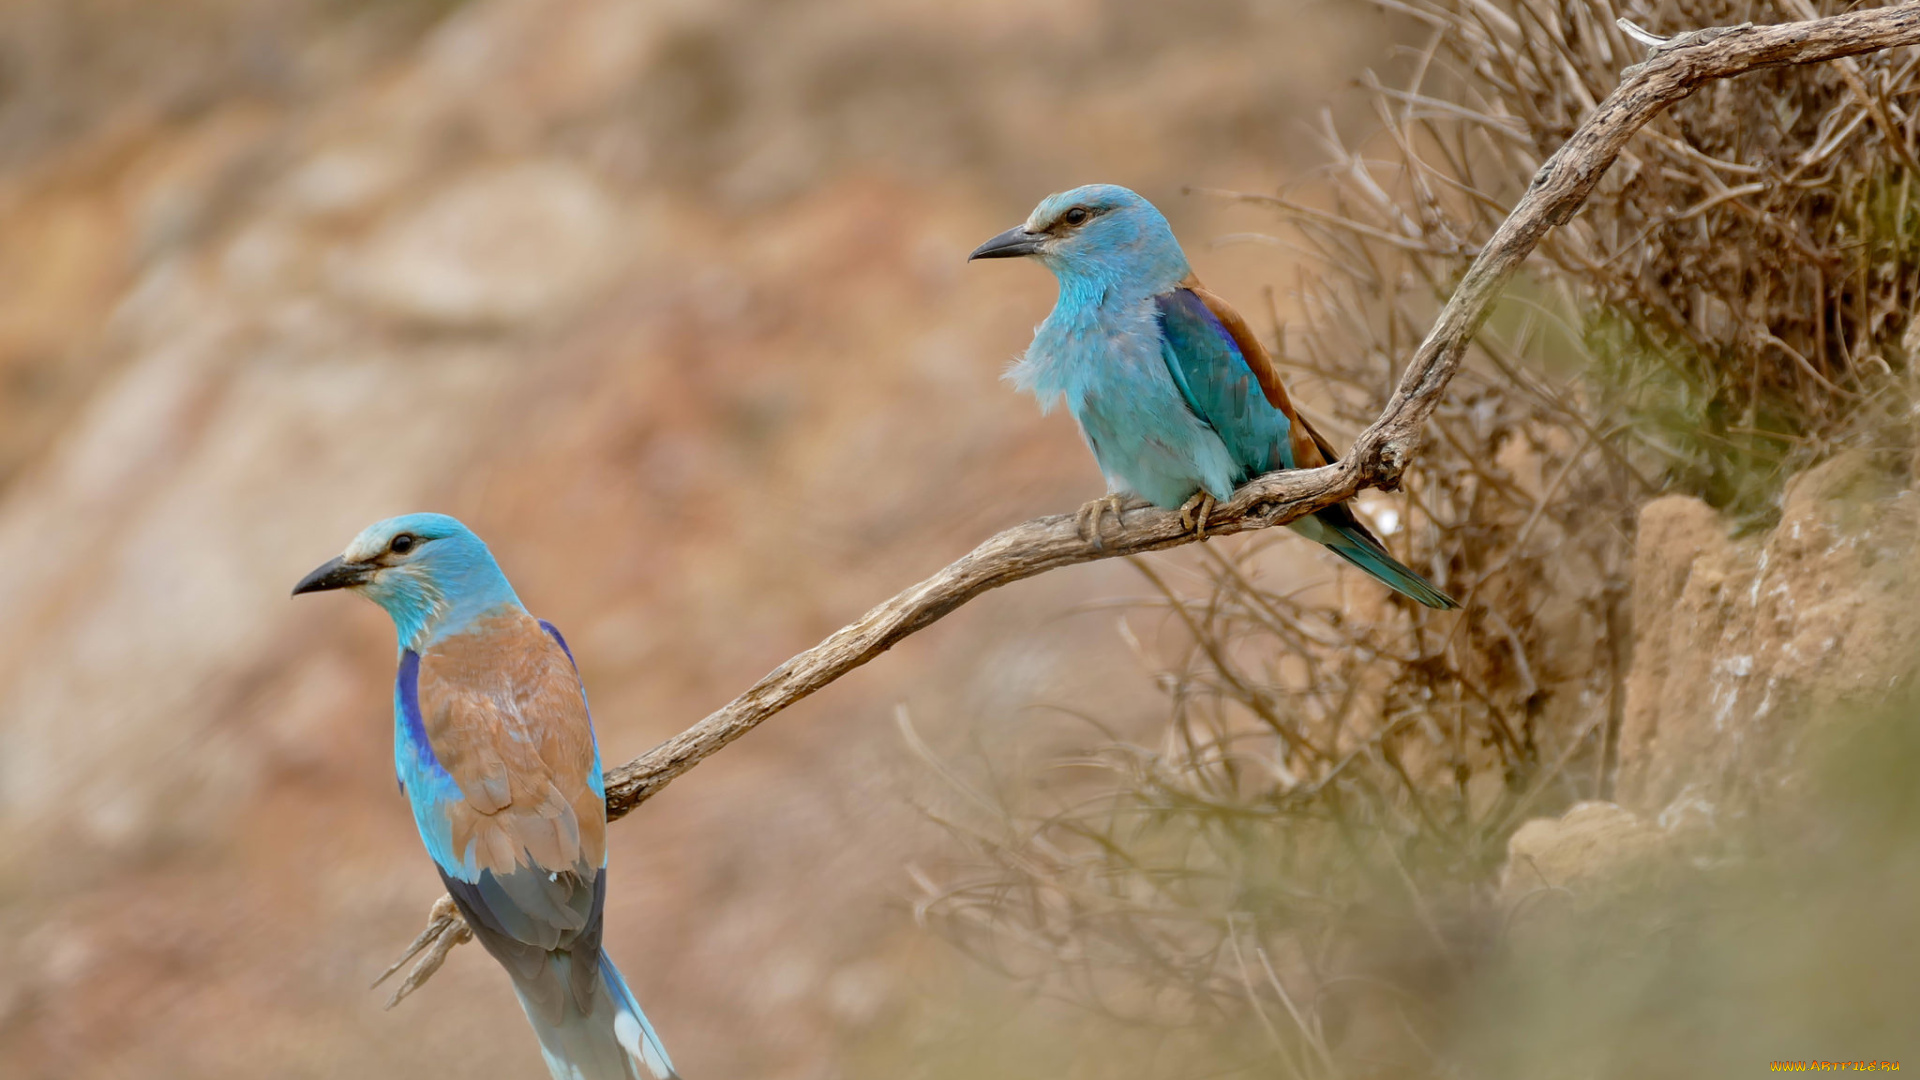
left=291, top=512, right=522, bottom=651
left=968, top=184, right=1190, bottom=304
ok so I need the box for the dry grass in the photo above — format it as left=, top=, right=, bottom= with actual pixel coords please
left=907, top=2, right=1920, bottom=1077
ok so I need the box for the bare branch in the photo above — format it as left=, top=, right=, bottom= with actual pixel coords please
left=603, top=468, right=1355, bottom=817
left=383, top=3, right=1920, bottom=998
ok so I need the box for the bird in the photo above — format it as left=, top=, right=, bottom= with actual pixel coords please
left=969, top=183, right=1457, bottom=610
left=293, top=513, right=678, bottom=1080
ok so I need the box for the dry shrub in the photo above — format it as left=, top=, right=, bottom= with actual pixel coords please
left=1379, top=0, right=1920, bottom=521
left=909, top=2, right=1920, bottom=1077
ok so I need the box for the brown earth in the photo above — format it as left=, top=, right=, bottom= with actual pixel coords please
left=1500, top=451, right=1920, bottom=920
left=0, top=1, right=1404, bottom=1077
left=1616, top=452, right=1920, bottom=822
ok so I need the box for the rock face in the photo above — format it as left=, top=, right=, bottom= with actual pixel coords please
left=1497, top=801, right=1666, bottom=907
left=333, top=162, right=628, bottom=327
left=1614, top=454, right=1920, bottom=823
left=1498, top=453, right=1920, bottom=916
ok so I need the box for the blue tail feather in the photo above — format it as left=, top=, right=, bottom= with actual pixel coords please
left=516, top=950, right=677, bottom=1080
left=1288, top=512, right=1458, bottom=610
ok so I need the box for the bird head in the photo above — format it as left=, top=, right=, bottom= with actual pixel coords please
left=292, top=512, right=520, bottom=649
left=968, top=184, right=1189, bottom=298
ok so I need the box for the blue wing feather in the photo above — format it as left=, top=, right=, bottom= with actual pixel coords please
left=1154, top=288, right=1458, bottom=610
left=1155, top=288, right=1295, bottom=478
left=395, top=650, right=474, bottom=879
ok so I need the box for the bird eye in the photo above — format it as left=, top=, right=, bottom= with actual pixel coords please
left=1062, top=207, right=1091, bottom=226
left=389, top=534, right=416, bottom=555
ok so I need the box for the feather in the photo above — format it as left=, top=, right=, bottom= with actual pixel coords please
left=1176, top=274, right=1336, bottom=472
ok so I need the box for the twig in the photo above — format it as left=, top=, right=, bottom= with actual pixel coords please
left=1781, top=0, right=1920, bottom=175
left=380, top=3, right=1920, bottom=1003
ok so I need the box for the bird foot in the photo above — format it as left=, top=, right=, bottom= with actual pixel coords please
left=1179, top=492, right=1217, bottom=539
left=372, top=893, right=472, bottom=1009
left=1076, top=493, right=1129, bottom=549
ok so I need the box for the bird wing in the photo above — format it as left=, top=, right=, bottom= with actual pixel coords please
left=398, top=611, right=610, bottom=1020
left=1154, top=278, right=1454, bottom=606
left=1157, top=277, right=1391, bottom=548
left=1159, top=274, right=1340, bottom=473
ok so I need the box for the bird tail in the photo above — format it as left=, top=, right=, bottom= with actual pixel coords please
left=1288, top=510, right=1459, bottom=610
left=514, top=950, right=678, bottom=1080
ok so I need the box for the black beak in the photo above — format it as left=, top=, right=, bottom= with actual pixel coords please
left=968, top=226, right=1045, bottom=261
left=292, top=555, right=374, bottom=596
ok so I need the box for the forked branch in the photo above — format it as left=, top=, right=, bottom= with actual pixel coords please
left=382, top=4, right=1920, bottom=1003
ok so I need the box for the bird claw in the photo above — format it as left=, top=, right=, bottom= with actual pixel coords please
left=1076, top=494, right=1129, bottom=548
left=1179, top=492, right=1217, bottom=539
left=372, top=893, right=472, bottom=1009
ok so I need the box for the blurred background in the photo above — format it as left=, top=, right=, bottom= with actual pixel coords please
left=1, top=0, right=1918, bottom=1077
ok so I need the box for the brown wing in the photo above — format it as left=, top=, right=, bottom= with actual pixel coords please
left=417, top=611, right=607, bottom=880
left=1179, top=272, right=1341, bottom=471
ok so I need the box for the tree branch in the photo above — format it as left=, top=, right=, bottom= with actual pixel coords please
left=379, top=3, right=1920, bottom=1003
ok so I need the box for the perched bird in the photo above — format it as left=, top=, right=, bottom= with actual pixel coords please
left=293, top=513, right=678, bottom=1080
left=970, top=184, right=1457, bottom=609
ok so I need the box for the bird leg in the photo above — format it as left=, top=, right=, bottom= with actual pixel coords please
left=1075, top=493, right=1129, bottom=548
left=1179, top=492, right=1217, bottom=539
left=371, top=893, right=472, bottom=1009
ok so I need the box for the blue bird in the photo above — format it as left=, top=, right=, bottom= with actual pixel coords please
left=970, top=184, right=1457, bottom=609
left=294, top=513, right=678, bottom=1080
